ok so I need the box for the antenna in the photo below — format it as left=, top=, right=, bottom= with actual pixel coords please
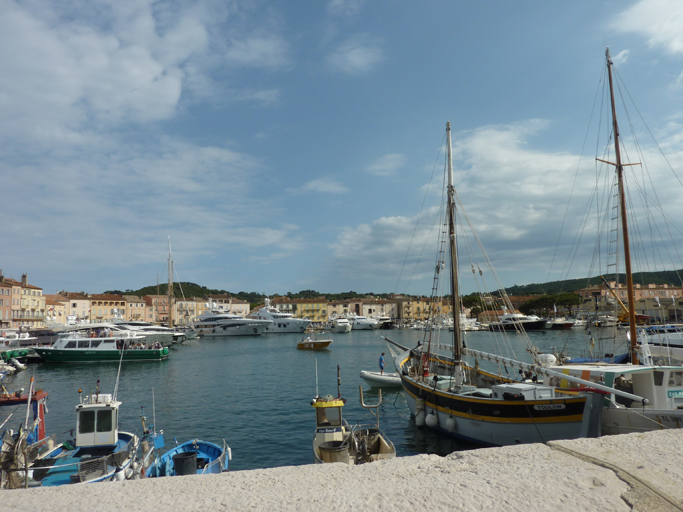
left=315, top=359, right=318, bottom=398
left=153, top=388, right=156, bottom=435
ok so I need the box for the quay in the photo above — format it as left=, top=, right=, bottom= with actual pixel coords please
left=3, top=430, right=682, bottom=511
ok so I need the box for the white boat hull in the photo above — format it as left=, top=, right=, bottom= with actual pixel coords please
left=602, top=406, right=683, bottom=435
left=331, top=324, right=352, bottom=333
left=359, top=371, right=402, bottom=387
left=200, top=322, right=270, bottom=337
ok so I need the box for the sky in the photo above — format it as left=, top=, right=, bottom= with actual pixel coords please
left=4, top=0, right=683, bottom=297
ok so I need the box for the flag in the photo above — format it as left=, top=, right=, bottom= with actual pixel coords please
left=655, top=296, right=661, bottom=307
left=553, top=304, right=557, bottom=314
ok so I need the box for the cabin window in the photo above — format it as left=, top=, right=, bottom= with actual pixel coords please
left=79, top=410, right=96, bottom=433
left=316, top=407, right=341, bottom=427
left=90, top=340, right=103, bottom=348
left=97, top=410, right=113, bottom=432
left=78, top=340, right=90, bottom=349
left=65, top=341, right=77, bottom=348
left=653, top=371, right=664, bottom=386
left=668, top=371, right=683, bottom=387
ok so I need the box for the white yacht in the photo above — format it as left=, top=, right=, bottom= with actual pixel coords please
left=248, top=298, right=311, bottom=334
left=330, top=316, right=352, bottom=333
left=194, top=310, right=272, bottom=337
left=349, top=315, right=380, bottom=330
left=111, top=320, right=176, bottom=347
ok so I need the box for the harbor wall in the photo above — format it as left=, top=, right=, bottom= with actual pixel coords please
left=3, top=429, right=683, bottom=511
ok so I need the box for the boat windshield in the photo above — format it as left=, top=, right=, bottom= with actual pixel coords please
left=316, top=407, right=341, bottom=427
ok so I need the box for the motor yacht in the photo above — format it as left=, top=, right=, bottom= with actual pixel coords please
left=248, top=298, right=311, bottom=333
left=194, top=310, right=272, bottom=337
left=348, top=315, right=380, bottom=330
left=330, top=316, right=352, bottom=333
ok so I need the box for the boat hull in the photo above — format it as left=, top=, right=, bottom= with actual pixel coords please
left=399, top=371, right=601, bottom=446
left=488, top=320, right=547, bottom=332
left=146, top=440, right=228, bottom=477
left=359, top=371, right=402, bottom=387
left=199, top=323, right=270, bottom=337
left=297, top=340, right=333, bottom=350
left=33, top=347, right=169, bottom=363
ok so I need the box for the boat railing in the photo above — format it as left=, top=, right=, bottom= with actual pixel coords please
left=27, top=435, right=138, bottom=484
left=200, top=440, right=230, bottom=474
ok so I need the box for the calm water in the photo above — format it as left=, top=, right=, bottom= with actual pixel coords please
left=4, top=326, right=629, bottom=471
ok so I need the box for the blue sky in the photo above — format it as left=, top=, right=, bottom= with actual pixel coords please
left=3, top=0, right=683, bottom=297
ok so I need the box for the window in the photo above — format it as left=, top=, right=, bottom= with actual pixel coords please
left=316, top=406, right=341, bottom=427
left=78, top=340, right=90, bottom=349
left=79, top=410, right=96, bottom=433
left=65, top=341, right=77, bottom=348
left=96, top=410, right=113, bottom=432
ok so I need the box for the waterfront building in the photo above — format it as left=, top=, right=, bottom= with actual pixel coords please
left=175, top=297, right=198, bottom=326
left=44, top=294, right=69, bottom=325
left=272, top=298, right=328, bottom=324
left=56, top=291, right=92, bottom=322
left=144, top=295, right=171, bottom=324
left=5, top=273, right=45, bottom=329
left=89, top=294, right=127, bottom=324
left=0, top=273, right=11, bottom=329
left=361, top=299, right=398, bottom=320
left=207, top=295, right=250, bottom=317
left=577, top=281, right=683, bottom=306
left=123, top=295, right=147, bottom=322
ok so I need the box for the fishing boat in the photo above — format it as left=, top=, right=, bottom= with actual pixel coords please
left=297, top=331, right=333, bottom=350
left=0, top=377, right=54, bottom=489
left=385, top=122, right=641, bottom=446
left=545, top=49, right=683, bottom=433
left=312, top=368, right=395, bottom=464
left=24, top=380, right=139, bottom=486
left=33, top=325, right=169, bottom=363
left=359, top=370, right=402, bottom=387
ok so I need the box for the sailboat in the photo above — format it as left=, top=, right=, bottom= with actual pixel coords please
left=545, top=48, right=683, bottom=434
left=385, top=122, right=646, bottom=446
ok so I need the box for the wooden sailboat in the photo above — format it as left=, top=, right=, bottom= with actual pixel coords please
left=385, top=122, right=646, bottom=446
left=546, top=48, right=683, bottom=434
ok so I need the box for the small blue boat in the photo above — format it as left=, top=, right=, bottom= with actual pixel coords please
left=143, top=437, right=230, bottom=477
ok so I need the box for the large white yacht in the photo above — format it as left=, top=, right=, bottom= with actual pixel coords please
left=330, top=316, right=352, bottom=333
left=194, top=310, right=272, bottom=337
left=348, top=314, right=380, bottom=330
left=248, top=298, right=311, bottom=334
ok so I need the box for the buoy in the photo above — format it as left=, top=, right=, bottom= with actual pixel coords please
left=415, top=398, right=426, bottom=427
left=425, top=410, right=438, bottom=428
left=446, top=415, right=457, bottom=432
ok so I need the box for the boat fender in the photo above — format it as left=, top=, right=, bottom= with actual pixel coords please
left=111, top=466, right=125, bottom=481
left=425, top=410, right=438, bottom=428
left=446, top=415, right=457, bottom=432
left=414, top=398, right=426, bottom=427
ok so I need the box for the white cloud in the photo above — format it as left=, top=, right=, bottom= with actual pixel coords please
left=326, top=34, right=383, bottom=74
left=288, top=178, right=350, bottom=194
left=223, top=36, right=290, bottom=69
left=611, top=49, right=630, bottom=66
left=367, top=154, right=406, bottom=176
left=613, top=0, right=683, bottom=54
left=327, top=0, right=363, bottom=17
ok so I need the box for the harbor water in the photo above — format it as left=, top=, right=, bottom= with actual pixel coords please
left=3, top=326, right=629, bottom=471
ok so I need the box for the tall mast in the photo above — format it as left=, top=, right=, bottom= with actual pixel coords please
left=168, top=236, right=174, bottom=329
left=446, top=122, right=461, bottom=361
left=605, top=47, right=639, bottom=363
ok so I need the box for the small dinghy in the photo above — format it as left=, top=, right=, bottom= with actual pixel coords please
left=139, top=401, right=231, bottom=477
left=359, top=370, right=402, bottom=387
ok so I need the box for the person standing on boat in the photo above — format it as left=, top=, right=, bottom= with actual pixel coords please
left=379, top=353, right=385, bottom=375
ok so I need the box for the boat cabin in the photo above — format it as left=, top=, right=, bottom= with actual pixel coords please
left=75, top=393, right=120, bottom=448
left=546, top=365, right=683, bottom=410
left=312, top=395, right=346, bottom=444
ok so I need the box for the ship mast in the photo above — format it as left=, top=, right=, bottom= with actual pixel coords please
left=446, top=122, right=462, bottom=364
left=604, top=47, right=639, bottom=363
left=168, top=236, right=174, bottom=329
